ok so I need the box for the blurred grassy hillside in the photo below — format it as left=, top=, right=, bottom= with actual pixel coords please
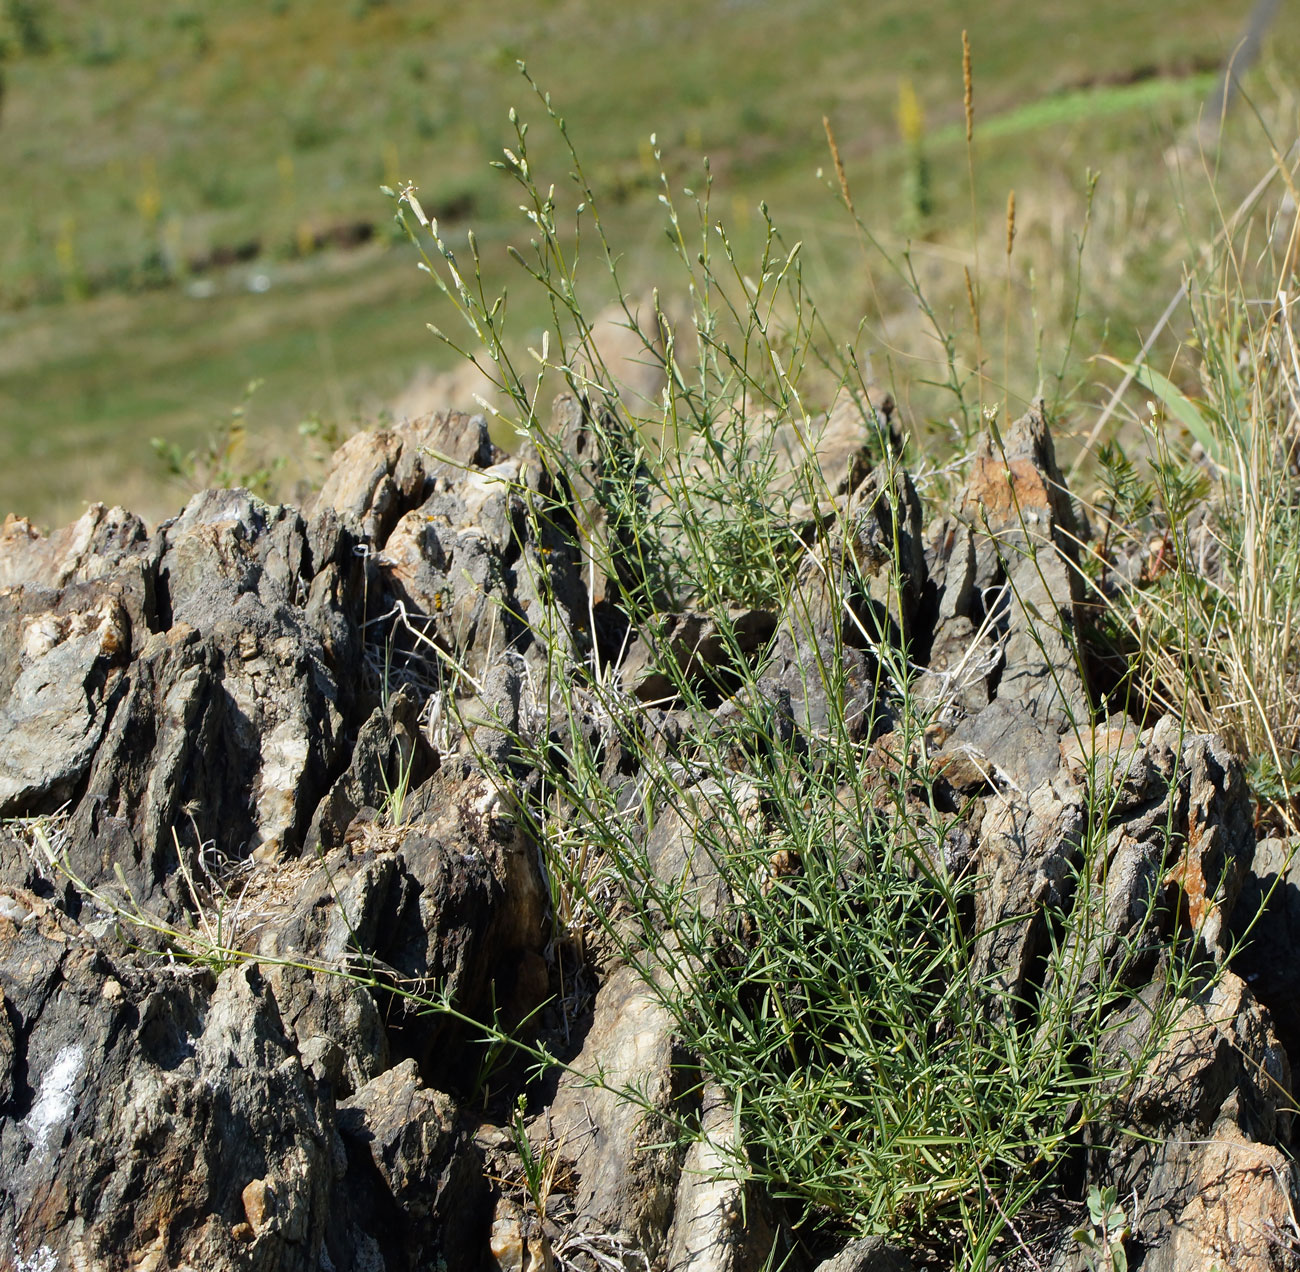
left=1, top=0, right=1296, bottom=525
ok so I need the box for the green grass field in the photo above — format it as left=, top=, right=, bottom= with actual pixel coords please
left=2, top=0, right=1297, bottom=525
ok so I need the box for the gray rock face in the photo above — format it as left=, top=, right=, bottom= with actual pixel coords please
left=0, top=488, right=361, bottom=918
left=933, top=404, right=1089, bottom=791
left=812, top=1238, right=913, bottom=1272
left=541, top=963, right=684, bottom=1262
left=1232, top=834, right=1300, bottom=1060
left=314, top=406, right=594, bottom=691
left=1087, top=972, right=1297, bottom=1272
left=0, top=504, right=156, bottom=819
left=312, top=409, right=495, bottom=546
left=1, top=896, right=334, bottom=1272
left=308, top=684, right=437, bottom=852
left=337, top=1058, right=487, bottom=1270
left=0, top=411, right=556, bottom=1272
left=621, top=609, right=778, bottom=704
left=666, top=1083, right=776, bottom=1272
left=0, top=586, right=135, bottom=814
left=245, top=761, right=549, bottom=1087
left=757, top=465, right=925, bottom=740
left=148, top=489, right=351, bottom=864
left=967, top=723, right=1253, bottom=1026
left=0, top=402, right=1296, bottom=1272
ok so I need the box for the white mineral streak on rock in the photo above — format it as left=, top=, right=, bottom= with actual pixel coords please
left=13, top=1243, right=58, bottom=1272
left=23, top=1043, right=84, bottom=1151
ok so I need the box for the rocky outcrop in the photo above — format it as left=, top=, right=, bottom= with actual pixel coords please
left=1, top=899, right=337, bottom=1272
left=1101, top=972, right=1295, bottom=1272
left=0, top=401, right=1296, bottom=1272
left=0, top=490, right=358, bottom=917
left=929, top=405, right=1088, bottom=792
left=0, top=410, right=554, bottom=1272
left=0, top=505, right=155, bottom=820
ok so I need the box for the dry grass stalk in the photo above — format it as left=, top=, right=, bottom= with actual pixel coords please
left=823, top=114, right=854, bottom=215
left=962, top=30, right=974, bottom=143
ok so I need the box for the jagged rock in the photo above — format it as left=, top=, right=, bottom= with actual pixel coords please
left=0, top=486, right=368, bottom=916
left=726, top=389, right=885, bottom=535
left=0, top=505, right=157, bottom=818
left=456, top=650, right=531, bottom=767
left=153, top=489, right=349, bottom=852
left=314, top=429, right=424, bottom=546
left=379, top=458, right=525, bottom=680
left=621, top=609, right=778, bottom=703
left=850, top=466, right=928, bottom=642
left=0, top=884, right=501, bottom=1272
left=395, top=760, right=549, bottom=1035
left=811, top=1237, right=913, bottom=1272
left=969, top=724, right=1253, bottom=1022
left=759, top=465, right=925, bottom=739
left=529, top=781, right=766, bottom=1271
left=919, top=519, right=991, bottom=725
left=374, top=428, right=593, bottom=689
left=0, top=584, right=135, bottom=816
left=487, top=1196, right=549, bottom=1272
left=312, top=408, right=519, bottom=684
left=666, top=1082, right=776, bottom=1272
left=962, top=407, right=1085, bottom=718
left=534, top=393, right=614, bottom=611
left=261, top=962, right=391, bottom=1099
left=478, top=1121, right=567, bottom=1272
left=337, top=1058, right=486, bottom=1271
left=936, top=696, right=1065, bottom=794
left=65, top=623, right=221, bottom=906
left=308, top=685, right=437, bottom=852
left=970, top=770, right=1088, bottom=1010
left=40, top=489, right=356, bottom=917
left=2, top=397, right=1296, bottom=1272
left=538, top=963, right=684, bottom=1264
left=1167, top=731, right=1254, bottom=959
left=383, top=457, right=519, bottom=590
left=0, top=895, right=335, bottom=1272
left=922, top=517, right=977, bottom=628
left=934, top=405, right=1088, bottom=791
left=302, top=503, right=366, bottom=679
left=312, top=409, right=497, bottom=544
left=250, top=761, right=548, bottom=1085
left=1231, top=834, right=1300, bottom=1058
left=1056, top=715, right=1148, bottom=790
left=0, top=995, right=12, bottom=1111
left=1091, top=972, right=1297, bottom=1272
left=509, top=454, right=593, bottom=677
left=250, top=846, right=404, bottom=970
left=645, top=776, right=763, bottom=921
left=0, top=503, right=154, bottom=593
left=915, top=615, right=994, bottom=724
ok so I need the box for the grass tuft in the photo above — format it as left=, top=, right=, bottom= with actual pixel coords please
left=397, top=74, right=1228, bottom=1261
left=1088, top=167, right=1300, bottom=827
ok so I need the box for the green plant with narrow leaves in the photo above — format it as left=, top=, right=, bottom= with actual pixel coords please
left=390, top=71, right=1220, bottom=1263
